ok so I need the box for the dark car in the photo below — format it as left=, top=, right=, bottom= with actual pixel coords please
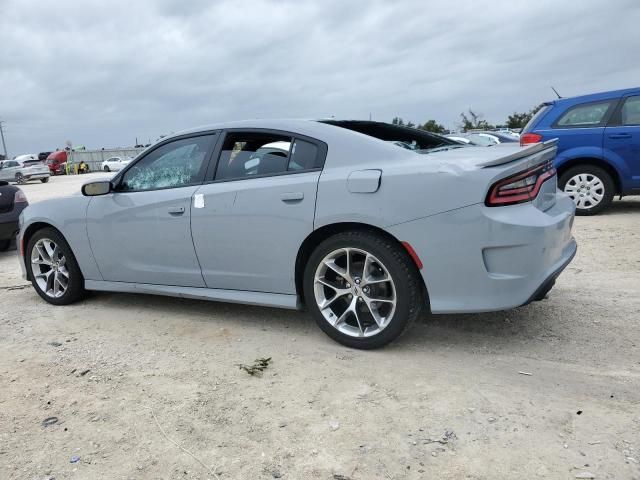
left=38, top=152, right=52, bottom=162
left=521, top=87, right=640, bottom=215
left=0, top=181, right=28, bottom=251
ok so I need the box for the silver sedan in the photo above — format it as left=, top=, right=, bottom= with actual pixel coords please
left=18, top=120, right=576, bottom=349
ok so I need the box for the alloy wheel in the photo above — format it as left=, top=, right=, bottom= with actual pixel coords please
left=31, top=238, right=69, bottom=298
left=313, top=248, right=397, bottom=338
left=563, top=173, right=605, bottom=209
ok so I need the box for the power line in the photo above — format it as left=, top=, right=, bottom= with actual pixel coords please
left=0, top=120, right=8, bottom=159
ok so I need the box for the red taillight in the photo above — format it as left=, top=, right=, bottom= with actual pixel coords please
left=14, top=190, right=28, bottom=203
left=520, top=132, right=543, bottom=146
left=486, top=160, right=556, bottom=207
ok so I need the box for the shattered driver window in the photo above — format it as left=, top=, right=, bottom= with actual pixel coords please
left=120, top=135, right=215, bottom=192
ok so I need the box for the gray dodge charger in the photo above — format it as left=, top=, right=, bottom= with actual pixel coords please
left=18, top=119, right=577, bottom=348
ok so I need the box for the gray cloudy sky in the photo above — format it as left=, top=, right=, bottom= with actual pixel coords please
left=1, top=0, right=639, bottom=155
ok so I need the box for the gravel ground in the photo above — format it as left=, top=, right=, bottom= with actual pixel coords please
left=1, top=174, right=639, bottom=480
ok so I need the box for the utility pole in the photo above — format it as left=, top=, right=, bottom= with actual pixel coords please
left=0, top=120, right=7, bottom=159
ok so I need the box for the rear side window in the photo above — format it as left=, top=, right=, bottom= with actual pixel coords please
left=215, top=133, right=292, bottom=180
left=555, top=101, right=613, bottom=127
left=621, top=96, right=640, bottom=125
left=288, top=139, right=320, bottom=170
left=215, top=132, right=323, bottom=181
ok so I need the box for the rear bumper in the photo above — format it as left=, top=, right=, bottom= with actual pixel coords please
left=387, top=192, right=577, bottom=314
left=0, top=203, right=26, bottom=240
left=0, top=220, right=19, bottom=240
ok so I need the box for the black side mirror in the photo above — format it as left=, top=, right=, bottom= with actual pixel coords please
left=82, top=181, right=112, bottom=196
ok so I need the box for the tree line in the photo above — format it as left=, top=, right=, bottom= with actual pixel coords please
left=391, top=104, right=544, bottom=133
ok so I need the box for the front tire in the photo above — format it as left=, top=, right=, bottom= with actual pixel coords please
left=104, top=166, right=110, bottom=172
left=15, top=173, right=25, bottom=185
left=41, top=177, right=49, bottom=183
left=26, top=228, right=86, bottom=305
left=303, top=230, right=424, bottom=349
left=559, top=165, right=614, bottom=215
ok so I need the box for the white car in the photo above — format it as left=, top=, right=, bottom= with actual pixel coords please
left=0, top=155, right=50, bottom=184
left=101, top=156, right=132, bottom=172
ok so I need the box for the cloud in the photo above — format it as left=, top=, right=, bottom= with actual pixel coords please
left=1, top=0, right=638, bottom=154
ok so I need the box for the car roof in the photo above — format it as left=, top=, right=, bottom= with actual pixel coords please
left=547, top=86, right=640, bottom=106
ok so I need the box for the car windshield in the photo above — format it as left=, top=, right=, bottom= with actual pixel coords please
left=23, top=160, right=43, bottom=166
left=321, top=120, right=463, bottom=154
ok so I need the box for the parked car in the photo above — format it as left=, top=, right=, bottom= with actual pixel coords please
left=46, top=151, right=68, bottom=175
left=0, top=181, right=28, bottom=251
left=447, top=132, right=520, bottom=146
left=38, top=152, right=52, bottom=162
left=0, top=157, right=50, bottom=184
left=18, top=120, right=576, bottom=349
left=521, top=87, right=640, bottom=215
left=101, top=156, right=133, bottom=172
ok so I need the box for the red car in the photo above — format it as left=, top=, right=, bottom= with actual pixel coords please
left=46, top=151, right=67, bottom=175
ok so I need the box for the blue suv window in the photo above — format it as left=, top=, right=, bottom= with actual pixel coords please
left=555, top=101, right=614, bottom=128
left=621, top=96, right=640, bottom=126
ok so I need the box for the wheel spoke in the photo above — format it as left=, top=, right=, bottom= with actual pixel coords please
left=324, top=258, right=348, bottom=280
left=35, top=243, right=52, bottom=264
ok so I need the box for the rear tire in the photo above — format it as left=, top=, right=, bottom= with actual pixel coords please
left=15, top=173, right=25, bottom=185
left=26, top=227, right=86, bottom=305
left=559, top=165, right=614, bottom=215
left=41, top=177, right=49, bottom=183
left=104, top=166, right=110, bottom=172
left=303, top=230, right=424, bottom=349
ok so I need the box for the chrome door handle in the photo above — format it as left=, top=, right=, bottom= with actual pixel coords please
left=608, top=133, right=631, bottom=139
left=280, top=192, right=304, bottom=202
left=168, top=206, right=185, bottom=215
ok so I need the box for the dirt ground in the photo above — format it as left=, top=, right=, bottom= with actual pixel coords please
left=1, top=174, right=639, bottom=480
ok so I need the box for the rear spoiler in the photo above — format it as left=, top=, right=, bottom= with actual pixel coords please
left=478, top=139, right=558, bottom=168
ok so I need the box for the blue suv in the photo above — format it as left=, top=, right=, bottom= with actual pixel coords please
left=521, top=87, right=640, bottom=215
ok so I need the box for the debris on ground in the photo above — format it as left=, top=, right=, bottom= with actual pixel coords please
left=423, top=429, right=456, bottom=445
left=48, top=341, right=63, bottom=347
left=79, top=369, right=91, bottom=377
left=237, top=357, right=271, bottom=376
left=518, top=371, right=533, bottom=376
left=70, top=455, right=80, bottom=464
left=574, top=472, right=595, bottom=479
left=329, top=420, right=341, bottom=431
left=41, top=417, right=59, bottom=427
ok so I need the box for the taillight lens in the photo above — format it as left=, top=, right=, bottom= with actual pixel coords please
left=14, top=190, right=27, bottom=203
left=486, top=160, right=556, bottom=207
left=520, top=133, right=543, bottom=146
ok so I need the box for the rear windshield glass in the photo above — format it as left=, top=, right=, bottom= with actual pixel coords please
left=522, top=104, right=551, bottom=132
left=320, top=120, right=460, bottom=153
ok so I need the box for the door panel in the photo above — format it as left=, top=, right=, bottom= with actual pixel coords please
left=86, top=186, right=206, bottom=286
left=605, top=95, right=640, bottom=188
left=191, top=172, right=320, bottom=294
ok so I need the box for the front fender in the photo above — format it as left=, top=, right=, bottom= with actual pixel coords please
left=19, top=197, right=103, bottom=281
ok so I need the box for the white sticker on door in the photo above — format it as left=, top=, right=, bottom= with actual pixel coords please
left=194, top=193, right=205, bottom=209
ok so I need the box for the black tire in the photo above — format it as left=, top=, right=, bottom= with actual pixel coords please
left=559, top=165, right=615, bottom=216
left=303, top=230, right=424, bottom=349
left=104, top=166, right=110, bottom=172
left=26, top=227, right=86, bottom=305
left=0, top=239, right=10, bottom=251
left=15, top=173, right=25, bottom=185
left=41, top=177, right=49, bottom=183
